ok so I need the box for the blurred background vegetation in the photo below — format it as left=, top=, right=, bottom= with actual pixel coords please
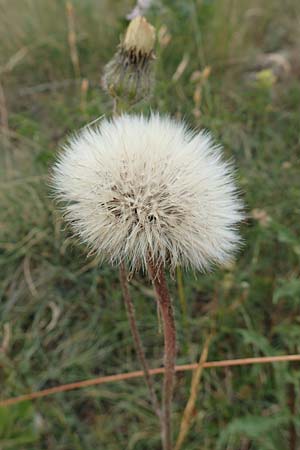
left=1, top=0, right=300, bottom=449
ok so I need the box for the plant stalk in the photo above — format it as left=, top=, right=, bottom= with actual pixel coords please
left=119, top=262, right=161, bottom=421
left=148, top=259, right=176, bottom=450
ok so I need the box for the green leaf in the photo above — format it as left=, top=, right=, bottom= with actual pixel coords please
left=273, top=278, right=300, bottom=304
left=217, top=414, right=289, bottom=450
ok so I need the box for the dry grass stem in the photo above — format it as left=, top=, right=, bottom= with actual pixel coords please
left=0, top=80, right=11, bottom=173
left=174, top=334, right=212, bottom=450
left=0, top=323, right=11, bottom=354
left=0, top=81, right=9, bottom=133
left=0, top=47, right=29, bottom=76
left=23, top=256, right=38, bottom=298
left=172, top=53, right=190, bottom=82
left=80, top=78, right=89, bottom=112
left=1, top=354, right=300, bottom=408
left=66, top=1, right=80, bottom=78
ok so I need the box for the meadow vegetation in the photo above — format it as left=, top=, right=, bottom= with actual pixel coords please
left=1, top=0, right=300, bottom=449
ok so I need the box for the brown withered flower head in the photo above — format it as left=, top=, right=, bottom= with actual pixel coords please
left=102, top=16, right=156, bottom=106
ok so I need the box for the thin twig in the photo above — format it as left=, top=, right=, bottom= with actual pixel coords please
left=1, top=355, right=300, bottom=408
left=119, top=262, right=161, bottom=420
left=147, top=260, right=176, bottom=450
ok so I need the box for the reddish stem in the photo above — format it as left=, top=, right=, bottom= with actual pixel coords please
left=119, top=262, right=161, bottom=421
left=148, top=260, right=176, bottom=450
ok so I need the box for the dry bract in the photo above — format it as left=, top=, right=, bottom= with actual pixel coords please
left=124, top=16, right=155, bottom=55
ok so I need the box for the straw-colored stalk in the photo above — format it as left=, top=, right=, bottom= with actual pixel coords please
left=66, top=1, right=81, bottom=78
left=175, top=334, right=212, bottom=450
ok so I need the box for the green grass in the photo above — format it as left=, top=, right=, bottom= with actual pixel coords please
left=1, top=0, right=300, bottom=449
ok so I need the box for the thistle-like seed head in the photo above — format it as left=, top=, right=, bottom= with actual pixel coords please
left=53, top=114, right=244, bottom=272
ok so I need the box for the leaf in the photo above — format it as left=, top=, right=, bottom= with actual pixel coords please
left=0, top=402, right=38, bottom=448
left=216, top=414, right=289, bottom=450
left=237, top=329, right=275, bottom=355
left=273, top=278, right=300, bottom=304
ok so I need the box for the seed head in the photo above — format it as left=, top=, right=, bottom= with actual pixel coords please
left=53, top=114, right=243, bottom=271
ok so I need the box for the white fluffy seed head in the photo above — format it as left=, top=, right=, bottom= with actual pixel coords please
left=52, top=114, right=244, bottom=272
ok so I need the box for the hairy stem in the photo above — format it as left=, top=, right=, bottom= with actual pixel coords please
left=119, top=262, right=161, bottom=420
left=148, top=260, right=176, bottom=450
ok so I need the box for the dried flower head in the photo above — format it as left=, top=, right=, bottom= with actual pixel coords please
left=53, top=114, right=243, bottom=271
left=123, top=15, right=155, bottom=54
left=102, top=16, right=155, bottom=105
